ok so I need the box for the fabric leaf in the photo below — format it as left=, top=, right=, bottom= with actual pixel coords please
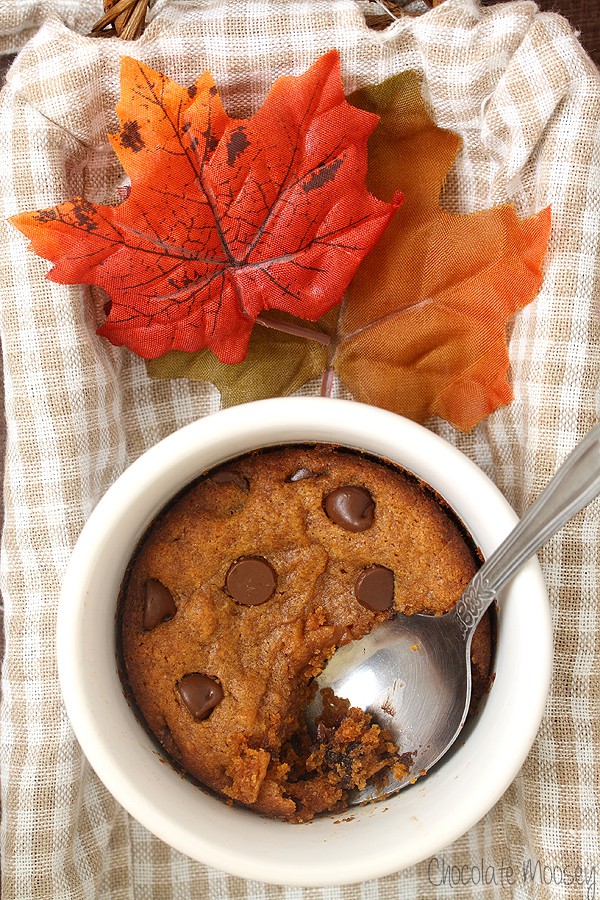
left=9, top=51, right=402, bottom=364
left=332, top=71, right=551, bottom=431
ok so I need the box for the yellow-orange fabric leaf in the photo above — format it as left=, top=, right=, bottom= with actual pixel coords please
left=335, top=71, right=552, bottom=431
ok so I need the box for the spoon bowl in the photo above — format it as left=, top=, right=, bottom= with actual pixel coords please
left=316, top=422, right=600, bottom=804
left=314, top=609, right=471, bottom=801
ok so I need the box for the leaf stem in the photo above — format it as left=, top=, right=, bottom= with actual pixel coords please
left=320, top=367, right=335, bottom=396
left=256, top=314, right=331, bottom=346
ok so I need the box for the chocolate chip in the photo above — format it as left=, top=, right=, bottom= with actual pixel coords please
left=178, top=673, right=224, bottom=720
left=323, top=486, right=375, bottom=532
left=286, top=467, right=326, bottom=483
left=355, top=565, right=395, bottom=612
left=143, top=579, right=177, bottom=630
left=211, top=469, right=249, bottom=490
left=225, top=556, right=277, bottom=606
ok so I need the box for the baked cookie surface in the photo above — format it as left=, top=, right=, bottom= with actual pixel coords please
left=119, top=445, right=489, bottom=821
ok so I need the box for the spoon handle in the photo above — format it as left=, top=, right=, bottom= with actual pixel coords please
left=455, top=423, right=600, bottom=636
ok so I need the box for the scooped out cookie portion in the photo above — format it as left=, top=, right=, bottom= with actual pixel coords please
left=119, top=444, right=490, bottom=822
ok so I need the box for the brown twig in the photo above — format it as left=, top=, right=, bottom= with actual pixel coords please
left=91, top=0, right=151, bottom=40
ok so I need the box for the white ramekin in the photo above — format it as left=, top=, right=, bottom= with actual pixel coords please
left=57, top=397, right=552, bottom=886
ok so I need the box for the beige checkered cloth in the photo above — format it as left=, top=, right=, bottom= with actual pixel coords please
left=0, top=0, right=599, bottom=897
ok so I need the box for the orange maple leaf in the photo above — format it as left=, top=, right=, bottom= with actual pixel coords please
left=9, top=51, right=402, bottom=363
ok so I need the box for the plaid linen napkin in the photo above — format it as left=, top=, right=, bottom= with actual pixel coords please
left=0, top=0, right=599, bottom=897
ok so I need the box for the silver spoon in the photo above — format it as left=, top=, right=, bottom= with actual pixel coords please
left=315, top=423, right=600, bottom=804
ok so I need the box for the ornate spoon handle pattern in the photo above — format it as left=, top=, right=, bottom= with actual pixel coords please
left=455, top=570, right=497, bottom=639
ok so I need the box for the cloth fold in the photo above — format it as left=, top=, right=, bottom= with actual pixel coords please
left=0, top=0, right=102, bottom=55
left=0, top=0, right=599, bottom=897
